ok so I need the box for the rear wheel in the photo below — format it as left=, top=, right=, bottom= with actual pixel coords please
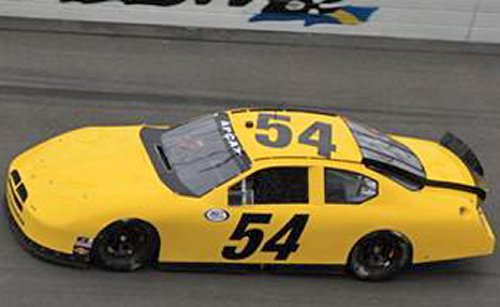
left=91, top=220, right=159, bottom=272
left=347, top=232, right=411, bottom=281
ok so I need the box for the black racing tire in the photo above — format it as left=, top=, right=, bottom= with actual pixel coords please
left=347, top=232, right=412, bottom=281
left=91, top=220, right=160, bottom=272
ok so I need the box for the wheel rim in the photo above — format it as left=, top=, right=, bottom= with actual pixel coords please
left=104, top=226, right=145, bottom=258
left=351, top=234, right=408, bottom=279
left=359, top=237, right=401, bottom=269
left=93, top=222, right=155, bottom=271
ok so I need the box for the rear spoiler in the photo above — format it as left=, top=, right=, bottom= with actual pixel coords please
left=440, top=132, right=484, bottom=178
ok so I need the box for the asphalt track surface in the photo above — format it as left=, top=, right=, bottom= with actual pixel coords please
left=1, top=28, right=500, bottom=307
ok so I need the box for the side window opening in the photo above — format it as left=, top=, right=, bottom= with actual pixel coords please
left=229, top=167, right=309, bottom=205
left=324, top=168, right=377, bottom=204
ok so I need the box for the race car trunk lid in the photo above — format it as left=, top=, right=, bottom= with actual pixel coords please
left=386, top=135, right=487, bottom=200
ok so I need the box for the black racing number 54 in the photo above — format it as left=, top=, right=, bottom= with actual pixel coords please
left=222, top=213, right=309, bottom=261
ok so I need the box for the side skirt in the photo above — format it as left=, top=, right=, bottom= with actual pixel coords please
left=155, top=262, right=346, bottom=275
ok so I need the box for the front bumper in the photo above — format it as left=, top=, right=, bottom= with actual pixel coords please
left=3, top=195, right=90, bottom=269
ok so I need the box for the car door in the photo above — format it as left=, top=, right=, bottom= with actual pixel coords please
left=162, top=162, right=324, bottom=265
left=219, top=165, right=313, bottom=264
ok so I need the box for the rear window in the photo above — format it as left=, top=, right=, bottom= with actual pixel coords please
left=346, top=119, right=425, bottom=178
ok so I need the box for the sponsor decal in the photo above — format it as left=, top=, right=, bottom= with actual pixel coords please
left=61, top=0, right=378, bottom=27
left=73, top=237, right=94, bottom=255
left=220, top=119, right=243, bottom=156
left=205, top=208, right=230, bottom=222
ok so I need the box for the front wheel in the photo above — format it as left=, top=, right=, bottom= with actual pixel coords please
left=91, top=220, right=159, bottom=272
left=347, top=232, right=412, bottom=281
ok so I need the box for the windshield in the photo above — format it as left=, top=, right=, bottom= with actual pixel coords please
left=346, top=119, right=425, bottom=178
left=159, top=113, right=251, bottom=196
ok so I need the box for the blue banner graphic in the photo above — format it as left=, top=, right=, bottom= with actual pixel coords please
left=250, top=1, right=378, bottom=26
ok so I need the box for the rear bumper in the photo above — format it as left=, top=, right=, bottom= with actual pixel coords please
left=478, top=208, right=496, bottom=251
left=3, top=195, right=90, bottom=269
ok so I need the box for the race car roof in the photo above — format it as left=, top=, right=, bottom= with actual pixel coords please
left=227, top=108, right=362, bottom=162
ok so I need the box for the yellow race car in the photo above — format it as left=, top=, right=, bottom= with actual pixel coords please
left=4, top=108, right=495, bottom=280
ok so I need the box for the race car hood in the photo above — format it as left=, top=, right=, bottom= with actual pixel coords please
left=8, top=126, right=173, bottom=217
left=392, top=135, right=476, bottom=186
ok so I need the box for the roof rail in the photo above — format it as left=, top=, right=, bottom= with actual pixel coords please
left=229, top=106, right=338, bottom=117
